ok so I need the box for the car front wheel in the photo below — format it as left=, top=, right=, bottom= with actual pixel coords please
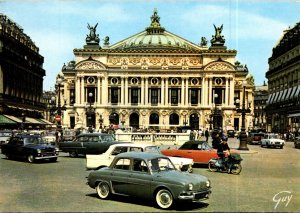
left=27, top=155, right=35, bottom=163
left=155, top=189, right=173, bottom=209
left=69, top=151, right=78, bottom=157
left=208, top=161, right=218, bottom=172
left=96, top=182, right=110, bottom=199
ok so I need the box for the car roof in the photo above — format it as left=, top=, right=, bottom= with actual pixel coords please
left=77, top=133, right=112, bottom=137
left=116, top=151, right=165, bottom=160
left=183, top=140, right=206, bottom=145
left=14, top=134, right=42, bottom=138
left=110, top=143, right=154, bottom=148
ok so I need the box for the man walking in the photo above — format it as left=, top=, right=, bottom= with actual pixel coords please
left=205, top=129, right=209, bottom=142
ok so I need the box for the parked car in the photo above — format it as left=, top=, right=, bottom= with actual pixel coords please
left=87, top=152, right=211, bottom=209
left=62, top=129, right=76, bottom=141
left=42, top=135, right=56, bottom=146
left=161, top=140, right=239, bottom=165
left=86, top=143, right=194, bottom=172
left=248, top=133, right=265, bottom=145
left=261, top=133, right=285, bottom=149
left=1, top=133, right=59, bottom=163
left=59, top=133, right=124, bottom=157
left=0, top=130, right=13, bottom=147
left=294, top=136, right=300, bottom=148
left=227, top=130, right=235, bottom=138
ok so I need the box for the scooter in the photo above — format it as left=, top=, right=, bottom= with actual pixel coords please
left=208, top=153, right=243, bottom=175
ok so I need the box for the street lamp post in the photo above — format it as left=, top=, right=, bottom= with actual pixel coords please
left=236, top=81, right=251, bottom=150
left=55, top=78, right=66, bottom=132
left=86, top=92, right=94, bottom=132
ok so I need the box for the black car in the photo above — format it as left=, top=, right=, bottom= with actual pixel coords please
left=59, top=133, right=124, bottom=157
left=227, top=130, right=235, bottom=138
left=1, top=134, right=59, bottom=163
left=294, top=136, right=300, bottom=148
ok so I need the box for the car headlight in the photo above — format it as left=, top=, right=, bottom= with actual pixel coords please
left=206, top=180, right=211, bottom=188
left=188, top=183, right=193, bottom=190
left=37, top=149, right=41, bottom=154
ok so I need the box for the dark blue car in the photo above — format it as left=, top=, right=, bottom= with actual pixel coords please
left=1, top=133, right=59, bottom=163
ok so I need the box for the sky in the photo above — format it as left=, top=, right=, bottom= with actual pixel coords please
left=1, top=0, right=300, bottom=91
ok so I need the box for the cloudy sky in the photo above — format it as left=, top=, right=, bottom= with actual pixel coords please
left=1, top=0, right=299, bottom=91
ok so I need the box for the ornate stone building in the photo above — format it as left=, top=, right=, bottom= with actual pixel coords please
left=266, top=21, right=300, bottom=134
left=0, top=14, right=48, bottom=129
left=59, top=9, right=254, bottom=132
left=253, top=82, right=268, bottom=131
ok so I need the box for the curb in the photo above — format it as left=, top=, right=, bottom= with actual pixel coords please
left=233, top=149, right=259, bottom=154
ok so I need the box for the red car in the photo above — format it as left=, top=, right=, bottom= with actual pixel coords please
left=161, top=140, right=238, bottom=165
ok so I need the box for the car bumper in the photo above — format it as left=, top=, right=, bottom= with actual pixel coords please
left=178, top=189, right=211, bottom=201
left=35, top=155, right=58, bottom=160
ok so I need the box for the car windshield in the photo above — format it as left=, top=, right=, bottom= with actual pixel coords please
left=148, top=157, right=176, bottom=172
left=268, top=134, right=279, bottom=139
left=101, top=135, right=115, bottom=141
left=0, top=132, right=12, bottom=137
left=144, top=146, right=160, bottom=154
left=24, top=137, right=45, bottom=145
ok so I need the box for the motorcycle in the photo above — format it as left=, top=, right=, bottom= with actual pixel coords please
left=208, top=153, right=243, bottom=175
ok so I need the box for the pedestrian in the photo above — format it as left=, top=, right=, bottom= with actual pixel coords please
left=205, top=129, right=209, bottom=142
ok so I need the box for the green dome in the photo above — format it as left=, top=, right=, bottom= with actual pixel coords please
left=110, top=9, right=201, bottom=51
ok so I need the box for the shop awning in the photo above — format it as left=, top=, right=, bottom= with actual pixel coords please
left=273, top=92, right=280, bottom=103
left=0, top=115, right=16, bottom=125
left=268, top=93, right=275, bottom=104
left=288, top=113, right=300, bottom=118
left=294, top=85, right=300, bottom=99
left=39, top=119, right=53, bottom=125
left=4, top=115, right=23, bottom=123
left=266, top=94, right=272, bottom=104
left=280, top=89, right=287, bottom=102
left=285, top=87, right=293, bottom=101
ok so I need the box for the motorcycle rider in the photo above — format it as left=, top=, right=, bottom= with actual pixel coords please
left=216, top=136, right=231, bottom=168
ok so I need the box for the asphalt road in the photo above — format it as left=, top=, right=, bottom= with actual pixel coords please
left=0, top=138, right=299, bottom=212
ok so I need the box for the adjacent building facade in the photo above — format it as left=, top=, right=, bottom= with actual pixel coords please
left=58, top=10, right=254, bottom=132
left=0, top=14, right=49, bottom=129
left=253, top=82, right=268, bottom=131
left=266, top=21, right=300, bottom=134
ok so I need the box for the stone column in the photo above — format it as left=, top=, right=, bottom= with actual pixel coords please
left=145, top=77, right=149, bottom=105
left=97, top=76, right=101, bottom=104
left=125, top=77, right=128, bottom=105
left=225, top=77, right=229, bottom=106
left=121, top=77, right=124, bottom=105
left=161, top=78, right=165, bottom=105
left=185, top=78, right=189, bottom=106
left=181, top=78, right=185, bottom=106
left=101, top=77, right=107, bottom=105
left=141, top=77, right=145, bottom=105
left=81, top=76, right=85, bottom=104
left=165, top=78, right=169, bottom=105
left=201, top=77, right=205, bottom=105
left=208, top=78, right=212, bottom=106
left=75, top=76, right=80, bottom=104
left=230, top=78, right=234, bottom=106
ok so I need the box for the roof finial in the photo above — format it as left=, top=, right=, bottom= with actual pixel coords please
left=146, top=8, right=165, bottom=34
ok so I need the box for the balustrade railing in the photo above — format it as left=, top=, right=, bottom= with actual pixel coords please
left=115, top=132, right=190, bottom=145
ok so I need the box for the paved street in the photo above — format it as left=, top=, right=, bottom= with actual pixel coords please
left=0, top=138, right=299, bottom=212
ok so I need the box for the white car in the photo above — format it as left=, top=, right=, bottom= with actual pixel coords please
left=86, top=143, right=194, bottom=172
left=261, top=133, right=285, bottom=149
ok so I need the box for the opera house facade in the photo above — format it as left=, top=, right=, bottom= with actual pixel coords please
left=58, top=9, right=254, bottom=132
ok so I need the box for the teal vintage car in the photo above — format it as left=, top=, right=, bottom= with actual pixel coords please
left=87, top=152, right=211, bottom=209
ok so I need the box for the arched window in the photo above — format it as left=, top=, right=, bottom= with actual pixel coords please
left=169, top=113, right=179, bottom=125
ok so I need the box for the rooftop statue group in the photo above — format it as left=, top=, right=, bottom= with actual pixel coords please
left=86, top=23, right=100, bottom=45
left=211, top=24, right=225, bottom=46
